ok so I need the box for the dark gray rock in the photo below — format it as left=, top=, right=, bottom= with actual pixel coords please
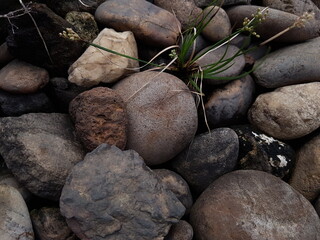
left=165, top=220, right=193, bottom=240
left=194, top=0, right=251, bottom=7
left=60, top=144, right=185, bottom=240
left=171, top=128, right=239, bottom=195
left=231, top=124, right=295, bottom=179
left=0, top=113, right=85, bottom=201
left=0, top=42, right=14, bottom=65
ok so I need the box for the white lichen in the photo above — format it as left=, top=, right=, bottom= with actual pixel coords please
left=252, top=132, right=284, bottom=146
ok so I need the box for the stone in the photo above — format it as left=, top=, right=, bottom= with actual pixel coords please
left=65, top=11, right=99, bottom=42
left=248, top=82, right=320, bottom=140
left=315, top=195, right=320, bottom=216
left=154, top=169, right=193, bottom=215
left=0, top=59, right=49, bottom=94
left=6, top=3, right=85, bottom=75
left=95, top=0, right=181, bottom=47
left=194, top=0, right=251, bottom=7
left=253, top=37, right=320, bottom=88
left=30, top=207, right=76, bottom=240
left=0, top=185, right=34, bottom=240
left=0, top=90, right=54, bottom=117
left=205, top=75, right=255, bottom=127
left=202, top=6, right=232, bottom=42
left=190, top=170, right=320, bottom=240
left=154, top=0, right=202, bottom=30
left=171, top=128, right=239, bottom=195
left=231, top=124, right=295, bottom=179
left=0, top=113, right=85, bottom=200
left=60, top=144, right=185, bottom=240
left=165, top=220, right=194, bottom=240
left=69, top=87, right=128, bottom=151
left=68, top=28, right=139, bottom=87
left=289, top=132, right=320, bottom=201
left=313, top=0, right=320, bottom=8
left=195, top=44, right=246, bottom=85
left=0, top=42, right=14, bottom=65
left=113, top=71, right=198, bottom=165
left=227, top=5, right=320, bottom=43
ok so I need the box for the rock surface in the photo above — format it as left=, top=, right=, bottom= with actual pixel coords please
left=60, top=144, right=185, bottom=240
left=165, top=220, right=193, bottom=240
left=190, top=170, right=320, bottom=240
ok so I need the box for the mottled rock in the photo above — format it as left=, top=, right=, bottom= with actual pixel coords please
left=30, top=207, right=76, bottom=240
left=113, top=71, right=198, bottom=165
left=171, top=128, right=239, bottom=195
left=227, top=5, right=320, bottom=43
left=289, top=132, right=320, bottom=201
left=0, top=185, right=34, bottom=240
left=231, top=124, right=295, bottom=178
left=248, top=82, right=320, bottom=140
left=190, top=170, right=320, bottom=240
left=0, top=113, right=85, bottom=200
left=0, top=42, right=13, bottom=65
left=95, top=0, right=181, bottom=47
left=0, top=59, right=49, bottom=94
left=205, top=75, right=255, bottom=127
left=165, top=220, right=193, bottom=240
left=60, top=144, right=185, bottom=240
left=154, top=169, right=193, bottom=214
left=68, top=28, right=138, bottom=87
left=69, top=87, right=128, bottom=151
left=253, top=37, right=320, bottom=88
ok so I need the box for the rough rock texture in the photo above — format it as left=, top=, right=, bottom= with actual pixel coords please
left=165, top=220, right=194, bottom=240
left=95, top=0, right=181, bottom=47
left=69, top=87, right=128, bottom=151
left=205, top=75, right=255, bottom=127
left=253, top=37, right=320, bottom=88
left=0, top=59, right=49, bottom=94
left=113, top=71, right=198, bottom=165
left=289, top=132, right=320, bottom=201
left=171, top=128, right=239, bottom=195
left=0, top=113, right=85, bottom=200
left=248, top=82, right=320, bottom=140
left=60, top=144, right=185, bottom=240
left=0, top=185, right=34, bottom=240
left=30, top=207, right=76, bottom=240
left=68, top=28, right=139, bottom=87
left=231, top=125, right=295, bottom=178
left=190, top=170, right=320, bottom=240
left=227, top=5, right=320, bottom=43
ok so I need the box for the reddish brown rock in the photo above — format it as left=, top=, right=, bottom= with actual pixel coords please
left=165, top=220, right=193, bottom=240
left=69, top=87, right=128, bottom=151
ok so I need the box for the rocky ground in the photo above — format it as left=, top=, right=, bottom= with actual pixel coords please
left=0, top=0, right=320, bottom=239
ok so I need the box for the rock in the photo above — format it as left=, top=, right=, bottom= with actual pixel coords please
left=202, top=6, right=232, bottom=42
left=154, top=0, right=202, bottom=30
left=171, top=128, right=239, bottom=195
left=0, top=185, right=34, bottom=240
left=0, top=59, right=49, bottom=94
left=65, top=11, right=99, bottom=42
left=0, top=42, right=14, bottom=65
left=60, top=144, right=185, bottom=240
left=190, top=170, right=320, bottom=240
left=253, top=37, right=320, bottom=88
left=30, top=207, right=76, bottom=240
left=69, top=87, right=128, bottom=151
left=6, top=3, right=85, bottom=75
left=195, top=44, right=246, bottom=85
left=231, top=124, right=295, bottom=178
left=0, top=90, right=54, bottom=116
left=154, top=169, right=193, bottom=215
left=315, top=195, right=320, bottom=216
left=205, top=75, right=255, bottom=127
left=165, top=220, right=194, bottom=240
left=68, top=28, right=139, bottom=87
left=194, top=0, right=251, bottom=8
left=113, top=71, right=198, bottom=165
left=313, top=0, right=320, bottom=8
left=0, top=113, right=85, bottom=200
left=289, top=132, right=320, bottom=201
left=181, top=35, right=211, bottom=60
left=95, top=0, right=181, bottom=47
left=227, top=5, right=320, bottom=43
left=248, top=82, right=320, bottom=140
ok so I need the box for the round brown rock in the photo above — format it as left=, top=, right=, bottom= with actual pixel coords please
left=69, top=87, right=128, bottom=151
left=113, top=71, right=198, bottom=165
left=165, top=220, right=194, bottom=240
left=190, top=170, right=320, bottom=240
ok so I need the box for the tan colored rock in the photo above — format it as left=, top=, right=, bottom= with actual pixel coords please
left=289, top=133, right=320, bottom=201
left=248, top=82, right=320, bottom=140
left=0, top=59, right=49, bottom=94
left=68, top=28, right=139, bottom=87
